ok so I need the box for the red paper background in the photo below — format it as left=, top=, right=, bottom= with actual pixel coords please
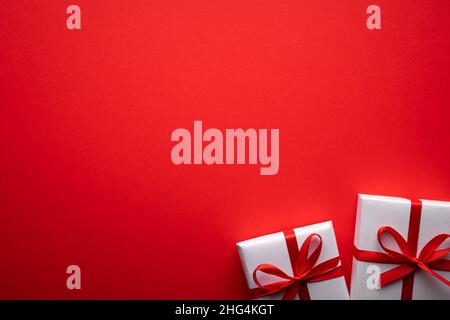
left=0, top=1, right=449, bottom=299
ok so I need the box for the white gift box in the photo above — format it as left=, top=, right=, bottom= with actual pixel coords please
left=351, top=194, right=450, bottom=300
left=237, top=221, right=349, bottom=300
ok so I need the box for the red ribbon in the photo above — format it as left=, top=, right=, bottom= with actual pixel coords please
left=354, top=199, right=450, bottom=300
left=250, top=229, right=343, bottom=300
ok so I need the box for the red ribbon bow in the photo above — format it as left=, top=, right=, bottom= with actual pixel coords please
left=250, top=230, right=343, bottom=300
left=354, top=199, right=450, bottom=300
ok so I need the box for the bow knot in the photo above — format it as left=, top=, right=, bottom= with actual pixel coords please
left=250, top=233, right=343, bottom=300
left=356, top=226, right=450, bottom=288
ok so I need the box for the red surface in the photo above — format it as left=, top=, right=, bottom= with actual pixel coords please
left=0, top=1, right=449, bottom=299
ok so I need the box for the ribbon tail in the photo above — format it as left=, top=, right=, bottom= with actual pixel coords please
left=427, top=259, right=450, bottom=271
left=297, top=282, right=310, bottom=300
left=307, top=266, right=343, bottom=282
left=418, top=263, right=450, bottom=287
left=380, top=264, right=416, bottom=287
left=282, top=282, right=300, bottom=300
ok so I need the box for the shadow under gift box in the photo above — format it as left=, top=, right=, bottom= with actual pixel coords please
left=351, top=194, right=450, bottom=300
left=236, top=221, right=350, bottom=300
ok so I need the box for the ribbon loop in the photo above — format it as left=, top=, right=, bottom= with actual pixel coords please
left=377, top=227, right=415, bottom=263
